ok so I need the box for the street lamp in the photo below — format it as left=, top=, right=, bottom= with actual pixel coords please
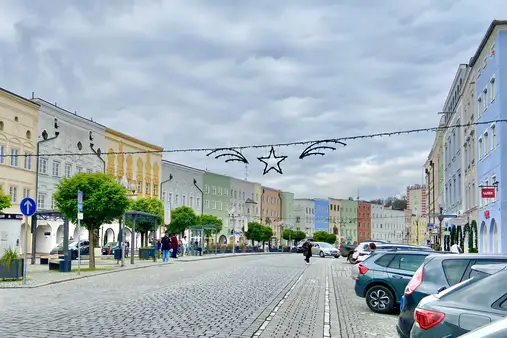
left=89, top=131, right=105, bottom=173
left=229, top=208, right=241, bottom=253
left=31, top=122, right=60, bottom=264
left=438, top=207, right=444, bottom=250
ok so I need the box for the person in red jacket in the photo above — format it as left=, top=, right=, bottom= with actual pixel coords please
left=170, top=233, right=179, bottom=259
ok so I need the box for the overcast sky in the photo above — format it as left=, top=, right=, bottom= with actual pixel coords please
left=0, top=0, right=502, bottom=200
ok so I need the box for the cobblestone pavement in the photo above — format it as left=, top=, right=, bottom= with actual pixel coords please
left=0, top=255, right=398, bottom=337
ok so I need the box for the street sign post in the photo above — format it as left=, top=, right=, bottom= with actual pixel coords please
left=20, top=197, right=36, bottom=285
left=77, top=190, right=83, bottom=275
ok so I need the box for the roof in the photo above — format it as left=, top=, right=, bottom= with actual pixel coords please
left=162, top=160, right=205, bottom=173
left=33, top=97, right=106, bottom=129
left=0, top=87, right=40, bottom=109
left=469, top=20, right=507, bottom=67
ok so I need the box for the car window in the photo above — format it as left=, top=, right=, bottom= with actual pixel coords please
left=468, top=260, right=507, bottom=279
left=388, top=254, right=426, bottom=272
left=499, top=298, right=507, bottom=309
left=375, top=254, right=395, bottom=267
left=361, top=244, right=369, bottom=250
left=469, top=269, right=490, bottom=279
left=442, top=259, right=470, bottom=285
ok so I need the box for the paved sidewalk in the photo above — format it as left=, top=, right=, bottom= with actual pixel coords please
left=0, top=252, right=287, bottom=288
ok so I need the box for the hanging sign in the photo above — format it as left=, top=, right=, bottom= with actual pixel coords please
left=481, top=187, right=495, bottom=198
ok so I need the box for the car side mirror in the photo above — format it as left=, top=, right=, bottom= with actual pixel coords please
left=437, top=286, right=446, bottom=293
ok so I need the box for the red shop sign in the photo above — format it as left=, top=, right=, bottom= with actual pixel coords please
left=484, top=210, right=490, bottom=219
left=481, top=187, right=496, bottom=198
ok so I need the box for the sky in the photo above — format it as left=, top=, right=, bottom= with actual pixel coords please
left=0, top=0, right=502, bottom=201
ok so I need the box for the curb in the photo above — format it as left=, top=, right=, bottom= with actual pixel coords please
left=0, top=252, right=291, bottom=289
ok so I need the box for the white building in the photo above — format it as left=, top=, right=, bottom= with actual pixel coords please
left=229, top=177, right=257, bottom=233
left=293, top=198, right=314, bottom=237
left=33, top=98, right=106, bottom=254
left=371, top=207, right=404, bottom=243
left=161, top=160, right=205, bottom=220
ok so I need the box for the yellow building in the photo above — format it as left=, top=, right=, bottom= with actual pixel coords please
left=410, top=217, right=427, bottom=246
left=0, top=87, right=39, bottom=254
left=105, top=128, right=163, bottom=198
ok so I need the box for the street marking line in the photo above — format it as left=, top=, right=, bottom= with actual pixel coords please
left=324, top=275, right=331, bottom=337
left=252, top=273, right=305, bottom=337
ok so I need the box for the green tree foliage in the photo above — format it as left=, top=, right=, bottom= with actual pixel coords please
left=0, top=187, right=11, bottom=211
left=53, top=172, right=129, bottom=268
left=313, top=230, right=337, bottom=244
left=292, top=230, right=307, bottom=243
left=260, top=225, right=273, bottom=245
left=196, top=214, right=223, bottom=238
left=128, top=197, right=164, bottom=247
left=245, top=222, right=263, bottom=244
left=282, top=229, right=294, bottom=242
left=168, top=206, right=197, bottom=235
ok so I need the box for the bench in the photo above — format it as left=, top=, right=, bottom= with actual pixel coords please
left=49, top=260, right=60, bottom=270
left=48, top=256, right=71, bottom=272
left=40, top=257, right=49, bottom=265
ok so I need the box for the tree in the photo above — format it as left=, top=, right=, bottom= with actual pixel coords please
left=260, top=225, right=273, bottom=247
left=326, top=234, right=337, bottom=245
left=168, top=206, right=197, bottom=235
left=245, top=222, right=263, bottom=246
left=292, top=230, right=307, bottom=243
left=128, top=197, right=164, bottom=247
left=282, top=229, right=295, bottom=245
left=196, top=214, right=223, bottom=244
left=369, top=199, right=384, bottom=205
left=53, top=172, right=129, bottom=268
left=313, top=230, right=337, bottom=245
left=0, top=187, right=11, bottom=211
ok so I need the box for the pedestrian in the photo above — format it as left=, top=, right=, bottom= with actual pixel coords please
left=156, top=239, right=162, bottom=258
left=181, top=236, right=188, bottom=256
left=125, top=241, right=130, bottom=257
left=302, top=239, right=313, bottom=264
left=161, top=234, right=171, bottom=262
left=170, top=233, right=179, bottom=259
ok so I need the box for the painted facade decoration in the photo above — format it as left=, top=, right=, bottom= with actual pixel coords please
left=314, top=198, right=329, bottom=232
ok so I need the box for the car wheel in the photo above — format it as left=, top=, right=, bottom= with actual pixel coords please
left=319, top=251, right=325, bottom=258
left=365, top=285, right=395, bottom=314
left=348, top=253, right=355, bottom=264
left=334, top=255, right=339, bottom=258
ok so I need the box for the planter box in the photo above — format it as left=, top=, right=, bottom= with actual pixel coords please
left=0, top=259, right=24, bottom=279
left=138, top=248, right=155, bottom=259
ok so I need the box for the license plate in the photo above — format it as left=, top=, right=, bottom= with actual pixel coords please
left=400, top=295, right=405, bottom=312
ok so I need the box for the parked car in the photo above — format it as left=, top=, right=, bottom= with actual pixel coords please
left=410, top=264, right=507, bottom=337
left=350, top=241, right=389, bottom=264
left=353, top=250, right=436, bottom=313
left=102, top=242, right=119, bottom=255
left=311, top=242, right=339, bottom=258
left=460, top=316, right=507, bottom=337
left=50, top=239, right=90, bottom=260
left=397, top=254, right=507, bottom=338
left=354, top=244, right=435, bottom=264
left=339, top=244, right=356, bottom=261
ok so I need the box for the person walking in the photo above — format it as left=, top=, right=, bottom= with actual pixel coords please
left=181, top=236, right=188, bottom=256
left=161, top=234, right=171, bottom=262
left=302, top=239, right=313, bottom=264
left=170, top=233, right=179, bottom=259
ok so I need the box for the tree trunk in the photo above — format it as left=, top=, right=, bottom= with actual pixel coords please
left=89, top=229, right=96, bottom=269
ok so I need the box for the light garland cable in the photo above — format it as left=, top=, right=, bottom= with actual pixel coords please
left=4, top=119, right=504, bottom=158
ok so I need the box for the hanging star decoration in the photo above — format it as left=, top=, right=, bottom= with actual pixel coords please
left=258, top=146, right=287, bottom=175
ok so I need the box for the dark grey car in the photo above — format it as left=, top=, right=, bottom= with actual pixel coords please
left=460, top=316, right=507, bottom=337
left=410, top=264, right=507, bottom=337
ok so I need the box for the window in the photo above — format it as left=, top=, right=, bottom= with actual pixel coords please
left=136, top=181, right=142, bottom=193
left=490, top=77, right=496, bottom=102
left=478, top=138, right=483, bottom=159
left=52, top=161, right=60, bottom=177
left=468, top=260, right=507, bottom=279
left=492, top=175, right=497, bottom=202
left=211, top=201, right=216, bottom=209
left=64, top=163, right=72, bottom=178
left=484, top=132, right=489, bottom=155
left=10, top=148, right=19, bottom=167
left=175, top=193, right=179, bottom=205
left=224, top=189, right=228, bottom=197
left=182, top=194, right=186, bottom=205
left=388, top=254, right=426, bottom=272
left=212, top=186, right=216, bottom=195
left=76, top=166, right=83, bottom=173
left=234, top=190, right=237, bottom=198
left=24, top=152, right=32, bottom=169
left=153, top=184, right=157, bottom=196
left=218, top=201, right=222, bottom=210
left=442, top=259, right=469, bottom=285
left=189, top=195, right=194, bottom=207
left=204, top=185, right=210, bottom=194
left=37, top=193, right=46, bottom=209
left=23, top=188, right=30, bottom=198
left=169, top=191, right=173, bottom=204
left=145, top=183, right=149, bottom=195
left=492, top=125, right=496, bottom=150
left=218, top=187, right=222, bottom=195
left=0, top=145, right=4, bottom=164
left=162, top=190, right=167, bottom=201
left=9, top=186, right=17, bottom=203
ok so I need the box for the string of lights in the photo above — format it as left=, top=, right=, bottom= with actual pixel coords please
left=4, top=119, right=505, bottom=158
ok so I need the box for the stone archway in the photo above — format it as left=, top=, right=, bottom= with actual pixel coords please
left=218, top=235, right=227, bottom=244
left=35, top=223, right=53, bottom=254
left=490, top=219, right=499, bottom=253
left=104, top=228, right=115, bottom=243
left=56, top=224, right=64, bottom=244
left=480, top=221, right=488, bottom=253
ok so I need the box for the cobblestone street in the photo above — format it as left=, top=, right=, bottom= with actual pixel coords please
left=0, top=255, right=398, bottom=337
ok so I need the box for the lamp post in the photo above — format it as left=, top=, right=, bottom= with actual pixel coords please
left=120, top=176, right=136, bottom=267
left=160, top=174, right=173, bottom=201
left=438, top=207, right=444, bottom=251
left=193, top=179, right=204, bottom=215
left=31, top=123, right=60, bottom=264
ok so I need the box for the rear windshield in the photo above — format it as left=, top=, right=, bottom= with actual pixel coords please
left=442, top=259, right=470, bottom=285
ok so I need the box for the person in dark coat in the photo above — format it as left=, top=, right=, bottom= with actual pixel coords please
left=302, top=239, right=313, bottom=264
left=161, top=235, right=171, bottom=262
left=170, top=233, right=179, bottom=258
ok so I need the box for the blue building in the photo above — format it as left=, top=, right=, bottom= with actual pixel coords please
left=472, top=21, right=506, bottom=254
left=314, top=199, right=329, bottom=232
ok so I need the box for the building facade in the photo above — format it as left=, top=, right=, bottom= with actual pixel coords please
left=261, top=186, right=282, bottom=242
left=281, top=191, right=294, bottom=234
left=425, top=126, right=444, bottom=246
left=329, top=198, right=341, bottom=236
left=0, top=88, right=39, bottom=255
left=253, top=183, right=262, bottom=221
left=370, top=202, right=384, bottom=241
left=314, top=198, right=329, bottom=232
left=357, top=201, right=371, bottom=243
left=339, top=198, right=358, bottom=244
left=384, top=208, right=405, bottom=243
left=229, top=177, right=257, bottom=239
left=202, top=172, right=231, bottom=242
left=473, top=21, right=507, bottom=253
left=32, top=98, right=107, bottom=254
left=161, top=160, right=204, bottom=222
left=293, top=198, right=314, bottom=237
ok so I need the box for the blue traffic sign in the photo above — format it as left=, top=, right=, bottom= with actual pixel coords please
left=20, top=197, right=37, bottom=217
left=77, top=190, right=83, bottom=213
